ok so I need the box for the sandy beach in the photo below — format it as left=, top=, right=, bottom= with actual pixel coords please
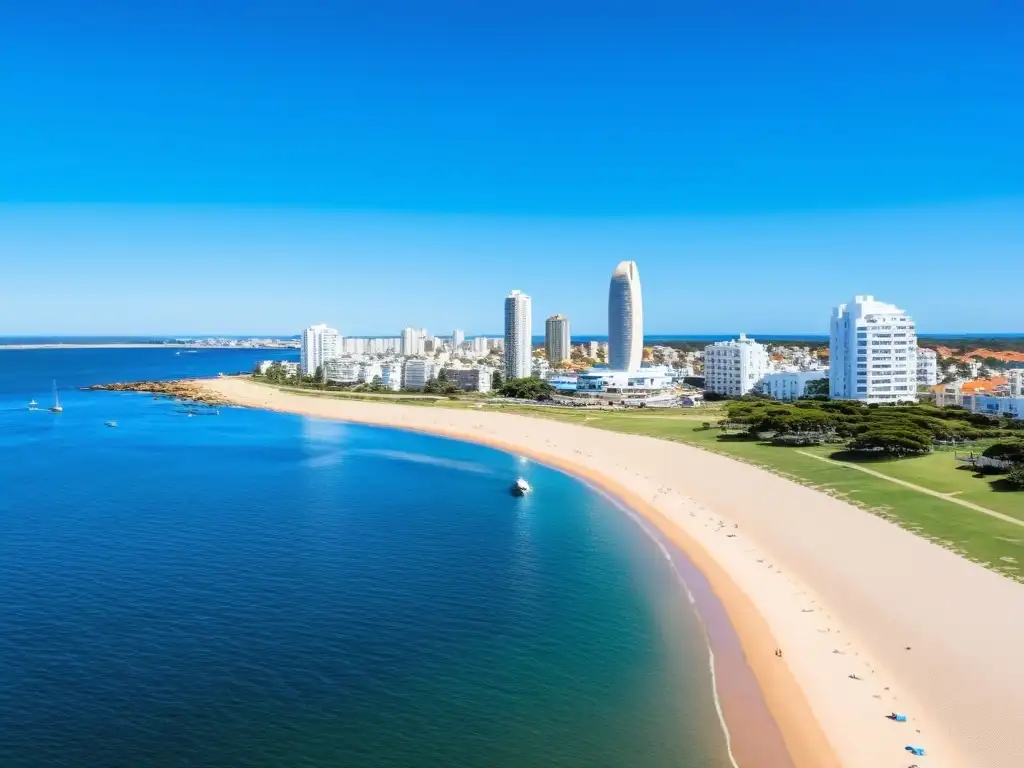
left=204, top=377, right=1024, bottom=767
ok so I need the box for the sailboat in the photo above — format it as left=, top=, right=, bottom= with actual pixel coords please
left=48, top=380, right=63, bottom=413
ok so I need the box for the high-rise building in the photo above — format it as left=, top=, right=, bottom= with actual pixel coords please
left=545, top=315, right=570, bottom=365
left=608, top=261, right=643, bottom=371
left=916, top=347, right=938, bottom=386
left=400, top=327, right=428, bottom=356
left=452, top=329, right=465, bottom=351
left=504, top=290, right=532, bottom=380
left=703, top=334, right=770, bottom=397
left=300, top=324, right=340, bottom=377
left=829, top=295, right=918, bottom=402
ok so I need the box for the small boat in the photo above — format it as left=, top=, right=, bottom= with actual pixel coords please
left=28, top=398, right=38, bottom=409
left=48, top=380, right=63, bottom=413
left=511, top=477, right=532, bottom=496
left=105, top=421, right=118, bottom=428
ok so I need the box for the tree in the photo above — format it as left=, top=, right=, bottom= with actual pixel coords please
left=803, top=378, right=830, bottom=397
left=1006, top=464, right=1024, bottom=489
left=847, top=429, right=932, bottom=457
left=499, top=377, right=554, bottom=400
left=491, top=370, right=504, bottom=391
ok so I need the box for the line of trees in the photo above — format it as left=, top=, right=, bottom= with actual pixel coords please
left=722, top=399, right=1018, bottom=458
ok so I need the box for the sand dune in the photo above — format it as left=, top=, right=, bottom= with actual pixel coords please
left=204, top=377, right=1024, bottom=768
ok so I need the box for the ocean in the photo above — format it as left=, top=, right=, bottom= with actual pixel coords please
left=0, top=348, right=732, bottom=767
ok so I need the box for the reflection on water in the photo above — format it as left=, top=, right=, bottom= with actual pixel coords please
left=356, top=448, right=494, bottom=475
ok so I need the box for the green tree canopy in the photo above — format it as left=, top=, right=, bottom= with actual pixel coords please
left=499, top=377, right=554, bottom=400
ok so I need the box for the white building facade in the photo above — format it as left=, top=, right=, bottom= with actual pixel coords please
left=608, top=261, right=643, bottom=371
left=916, top=347, right=938, bottom=386
left=830, top=295, right=917, bottom=403
left=446, top=367, right=493, bottom=393
left=703, top=334, right=770, bottom=397
left=400, top=327, right=428, bottom=356
left=759, top=370, right=829, bottom=401
left=403, top=359, right=436, bottom=391
left=504, top=290, right=533, bottom=380
left=381, top=361, right=404, bottom=391
left=451, top=329, right=465, bottom=351
left=300, top=324, right=341, bottom=377
left=545, top=315, right=571, bottom=365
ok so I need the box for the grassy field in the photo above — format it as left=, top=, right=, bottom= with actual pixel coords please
left=251, top=380, right=1024, bottom=580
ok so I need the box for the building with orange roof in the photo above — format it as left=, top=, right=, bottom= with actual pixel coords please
left=934, top=376, right=1024, bottom=420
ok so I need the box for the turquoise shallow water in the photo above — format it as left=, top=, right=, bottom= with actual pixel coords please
left=0, top=349, right=732, bottom=767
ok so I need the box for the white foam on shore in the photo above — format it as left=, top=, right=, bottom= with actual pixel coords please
left=597, top=488, right=739, bottom=768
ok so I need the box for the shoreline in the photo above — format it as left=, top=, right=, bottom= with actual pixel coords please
left=198, top=377, right=1024, bottom=767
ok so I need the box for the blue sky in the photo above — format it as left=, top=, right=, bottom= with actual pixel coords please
left=1, top=2, right=1022, bottom=335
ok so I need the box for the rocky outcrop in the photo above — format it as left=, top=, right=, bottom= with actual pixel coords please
left=81, top=379, right=229, bottom=406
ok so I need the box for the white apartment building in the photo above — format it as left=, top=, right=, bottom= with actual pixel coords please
left=446, top=366, right=493, bottom=393
left=759, top=370, right=829, bottom=401
left=829, top=295, right=917, bottom=403
left=339, top=337, right=401, bottom=355
left=1009, top=370, right=1024, bottom=397
left=545, top=315, right=571, bottom=365
left=471, top=337, right=490, bottom=355
left=504, top=290, right=532, bottom=380
left=703, top=334, right=770, bottom=397
left=300, top=324, right=341, bottom=377
left=381, top=361, right=404, bottom=391
left=257, top=360, right=299, bottom=378
left=400, top=327, right=428, bottom=356
left=325, top=358, right=361, bottom=384
left=359, top=361, right=383, bottom=384
left=916, top=347, right=938, bottom=386
left=403, top=359, right=436, bottom=391
left=452, top=329, right=465, bottom=351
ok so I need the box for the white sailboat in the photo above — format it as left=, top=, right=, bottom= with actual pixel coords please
left=48, top=380, right=63, bottom=413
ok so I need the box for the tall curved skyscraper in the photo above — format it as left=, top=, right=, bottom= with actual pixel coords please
left=607, top=261, right=643, bottom=372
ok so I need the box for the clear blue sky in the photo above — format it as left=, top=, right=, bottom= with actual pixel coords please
left=1, top=1, right=1021, bottom=335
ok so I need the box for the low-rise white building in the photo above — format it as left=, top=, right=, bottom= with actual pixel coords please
left=917, top=347, right=939, bottom=386
left=703, top=334, right=770, bottom=397
left=325, top=359, right=361, bottom=384
left=257, top=360, right=299, bottom=378
left=446, top=366, right=493, bottom=393
left=403, top=359, right=436, bottom=391
left=381, top=361, right=403, bottom=391
left=758, top=370, right=829, bottom=401
left=573, top=366, right=676, bottom=405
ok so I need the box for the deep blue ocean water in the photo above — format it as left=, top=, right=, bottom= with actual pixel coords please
left=0, top=349, right=731, bottom=767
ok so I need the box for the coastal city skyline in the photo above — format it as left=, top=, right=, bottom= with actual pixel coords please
left=5, top=5, right=1024, bottom=767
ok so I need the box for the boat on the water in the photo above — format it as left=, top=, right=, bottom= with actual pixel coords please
left=105, top=421, right=117, bottom=428
left=511, top=477, right=532, bottom=496
left=48, top=381, right=63, bottom=413
left=28, top=398, right=38, bottom=409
